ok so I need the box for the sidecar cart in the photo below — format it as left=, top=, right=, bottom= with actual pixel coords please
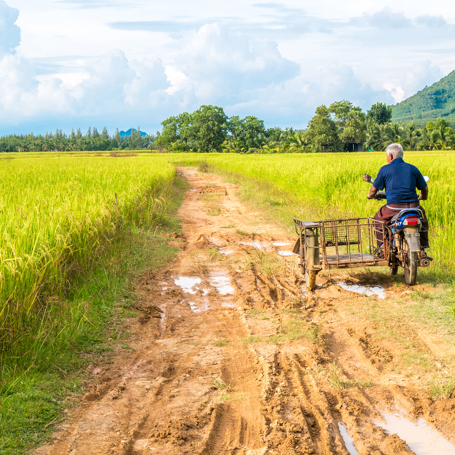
left=293, top=217, right=391, bottom=290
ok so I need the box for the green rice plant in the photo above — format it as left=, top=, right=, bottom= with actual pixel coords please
left=0, top=155, right=175, bottom=366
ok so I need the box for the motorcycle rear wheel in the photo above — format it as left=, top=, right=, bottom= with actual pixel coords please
left=403, top=238, right=418, bottom=285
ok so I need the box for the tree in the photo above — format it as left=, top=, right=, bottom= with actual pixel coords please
left=339, top=108, right=366, bottom=146
left=227, top=115, right=266, bottom=150
left=329, top=100, right=354, bottom=130
left=367, top=102, right=392, bottom=125
left=188, top=105, right=228, bottom=152
left=306, top=105, right=341, bottom=152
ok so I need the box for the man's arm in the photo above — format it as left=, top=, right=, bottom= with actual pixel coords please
left=419, top=186, right=429, bottom=201
left=367, top=185, right=379, bottom=199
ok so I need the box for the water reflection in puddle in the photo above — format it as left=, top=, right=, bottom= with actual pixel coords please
left=278, top=250, right=294, bottom=256
left=337, top=282, right=386, bottom=299
left=188, top=300, right=210, bottom=313
left=219, top=248, right=233, bottom=255
left=273, top=242, right=291, bottom=246
left=338, top=423, right=359, bottom=455
left=210, top=273, right=235, bottom=295
left=375, top=413, right=455, bottom=455
left=240, top=241, right=263, bottom=250
left=222, top=302, right=236, bottom=308
left=174, top=276, right=202, bottom=294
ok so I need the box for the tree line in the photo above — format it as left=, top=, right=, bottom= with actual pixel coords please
left=2, top=102, right=455, bottom=153
left=0, top=127, right=153, bottom=153
left=155, top=102, right=455, bottom=153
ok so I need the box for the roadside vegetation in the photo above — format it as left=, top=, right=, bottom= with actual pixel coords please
left=0, top=155, right=185, bottom=453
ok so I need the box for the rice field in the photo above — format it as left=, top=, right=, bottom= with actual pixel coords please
left=0, top=154, right=175, bottom=355
left=1, top=150, right=453, bottom=354
left=169, top=151, right=455, bottom=278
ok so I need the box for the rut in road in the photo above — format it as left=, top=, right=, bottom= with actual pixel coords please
left=37, top=168, right=455, bottom=455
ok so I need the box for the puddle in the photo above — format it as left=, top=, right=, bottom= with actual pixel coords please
left=221, top=302, right=236, bottom=308
left=174, top=276, right=202, bottom=294
left=278, top=250, right=294, bottom=256
left=219, top=248, right=233, bottom=255
left=273, top=242, right=291, bottom=246
left=190, top=189, right=198, bottom=192
left=337, top=282, right=386, bottom=299
left=188, top=300, right=210, bottom=313
left=209, top=273, right=235, bottom=295
left=338, top=423, right=360, bottom=455
left=375, top=413, right=455, bottom=455
left=240, top=241, right=263, bottom=250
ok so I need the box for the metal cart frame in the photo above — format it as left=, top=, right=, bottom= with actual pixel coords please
left=293, top=217, right=392, bottom=290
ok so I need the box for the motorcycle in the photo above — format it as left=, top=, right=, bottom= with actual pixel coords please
left=362, top=174, right=432, bottom=285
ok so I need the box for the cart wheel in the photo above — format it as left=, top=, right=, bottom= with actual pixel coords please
left=306, top=270, right=317, bottom=291
left=390, top=266, right=398, bottom=275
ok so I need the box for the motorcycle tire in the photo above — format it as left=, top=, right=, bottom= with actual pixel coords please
left=403, top=238, right=418, bottom=285
left=305, top=269, right=317, bottom=291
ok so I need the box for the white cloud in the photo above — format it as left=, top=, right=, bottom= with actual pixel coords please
left=1, top=0, right=455, bottom=134
left=0, top=0, right=20, bottom=56
left=404, top=60, right=443, bottom=96
left=176, top=24, right=300, bottom=104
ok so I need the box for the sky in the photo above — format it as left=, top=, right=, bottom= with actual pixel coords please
left=1, top=0, right=454, bottom=135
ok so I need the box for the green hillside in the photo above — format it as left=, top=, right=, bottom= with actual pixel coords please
left=392, top=70, right=455, bottom=127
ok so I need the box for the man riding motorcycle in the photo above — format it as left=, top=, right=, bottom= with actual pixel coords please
left=367, top=143, right=430, bottom=251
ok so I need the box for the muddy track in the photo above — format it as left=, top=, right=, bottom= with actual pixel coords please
left=37, top=168, right=455, bottom=455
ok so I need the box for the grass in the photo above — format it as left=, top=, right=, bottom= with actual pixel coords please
left=241, top=335, right=263, bottom=344
left=208, top=247, right=221, bottom=260
left=197, top=160, right=209, bottom=173
left=213, top=341, right=229, bottom=347
left=0, top=169, right=186, bottom=454
left=213, top=377, right=234, bottom=392
left=246, top=309, right=266, bottom=316
left=329, top=362, right=374, bottom=389
left=430, top=378, right=454, bottom=399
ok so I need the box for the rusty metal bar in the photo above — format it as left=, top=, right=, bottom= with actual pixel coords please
left=357, top=218, right=363, bottom=261
left=345, top=219, right=351, bottom=263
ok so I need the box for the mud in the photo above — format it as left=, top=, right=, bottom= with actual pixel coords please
left=37, top=168, right=455, bottom=455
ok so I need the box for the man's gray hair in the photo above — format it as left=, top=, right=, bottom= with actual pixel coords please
left=386, top=143, right=404, bottom=159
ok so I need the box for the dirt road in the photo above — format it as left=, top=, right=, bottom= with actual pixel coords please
left=38, top=168, right=455, bottom=455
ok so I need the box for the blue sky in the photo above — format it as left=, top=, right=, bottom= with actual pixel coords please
left=1, top=0, right=454, bottom=135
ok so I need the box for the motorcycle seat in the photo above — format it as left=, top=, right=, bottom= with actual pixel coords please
left=390, top=208, right=423, bottom=223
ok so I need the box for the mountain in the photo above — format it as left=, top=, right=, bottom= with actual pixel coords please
left=392, top=70, right=455, bottom=127
left=119, top=128, right=147, bottom=138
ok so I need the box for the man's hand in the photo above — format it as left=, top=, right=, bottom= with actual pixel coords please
left=419, top=186, right=429, bottom=201
left=367, top=185, right=379, bottom=199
